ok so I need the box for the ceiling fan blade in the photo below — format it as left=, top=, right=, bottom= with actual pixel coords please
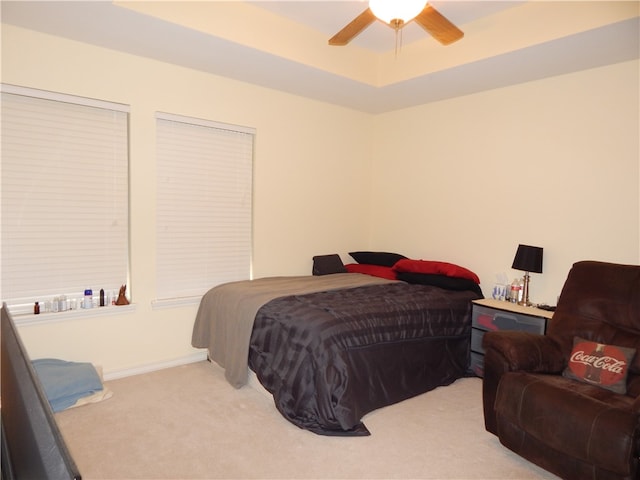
left=414, top=5, right=464, bottom=45
left=329, top=8, right=377, bottom=46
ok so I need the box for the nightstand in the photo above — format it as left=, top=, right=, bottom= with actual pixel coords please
left=469, top=298, right=553, bottom=377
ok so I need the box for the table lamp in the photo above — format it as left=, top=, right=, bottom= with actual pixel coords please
left=511, top=244, right=543, bottom=307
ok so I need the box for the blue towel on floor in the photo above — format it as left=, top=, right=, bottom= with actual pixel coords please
left=32, top=358, right=104, bottom=412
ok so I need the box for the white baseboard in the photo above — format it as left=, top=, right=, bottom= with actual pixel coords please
left=103, top=350, right=208, bottom=381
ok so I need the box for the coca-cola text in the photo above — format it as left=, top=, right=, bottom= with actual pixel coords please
left=570, top=350, right=626, bottom=375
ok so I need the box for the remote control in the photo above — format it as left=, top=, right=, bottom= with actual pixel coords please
left=536, top=304, right=556, bottom=311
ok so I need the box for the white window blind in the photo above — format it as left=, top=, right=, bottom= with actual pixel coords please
left=1, top=85, right=129, bottom=310
left=155, top=113, right=253, bottom=302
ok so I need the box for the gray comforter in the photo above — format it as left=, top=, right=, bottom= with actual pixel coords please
left=191, top=273, right=394, bottom=388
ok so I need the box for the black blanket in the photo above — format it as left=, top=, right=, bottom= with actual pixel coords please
left=248, top=282, right=480, bottom=436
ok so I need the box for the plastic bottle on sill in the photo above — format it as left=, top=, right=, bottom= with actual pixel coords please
left=84, top=289, right=93, bottom=309
left=60, top=295, right=67, bottom=312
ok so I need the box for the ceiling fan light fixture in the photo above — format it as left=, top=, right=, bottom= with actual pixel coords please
left=369, top=0, right=428, bottom=25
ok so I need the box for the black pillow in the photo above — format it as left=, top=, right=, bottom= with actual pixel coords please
left=396, top=272, right=484, bottom=297
left=349, top=251, right=407, bottom=267
left=312, top=254, right=347, bottom=276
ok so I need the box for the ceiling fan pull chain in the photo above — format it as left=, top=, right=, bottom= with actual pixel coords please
left=395, top=24, right=402, bottom=60
left=393, top=19, right=404, bottom=58
left=395, top=28, right=399, bottom=57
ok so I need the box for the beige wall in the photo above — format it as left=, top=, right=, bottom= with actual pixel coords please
left=1, top=25, right=373, bottom=376
left=2, top=24, right=639, bottom=376
left=371, top=60, right=640, bottom=304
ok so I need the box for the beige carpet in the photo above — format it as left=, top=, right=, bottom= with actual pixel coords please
left=56, top=361, right=558, bottom=480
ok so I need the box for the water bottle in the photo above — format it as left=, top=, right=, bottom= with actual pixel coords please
left=509, top=279, right=521, bottom=303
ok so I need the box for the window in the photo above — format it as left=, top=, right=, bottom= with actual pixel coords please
left=155, top=113, right=253, bottom=304
left=1, top=85, right=129, bottom=314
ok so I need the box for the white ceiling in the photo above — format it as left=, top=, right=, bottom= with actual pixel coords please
left=2, top=1, right=639, bottom=113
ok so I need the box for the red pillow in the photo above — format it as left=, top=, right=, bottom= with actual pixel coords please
left=562, top=337, right=636, bottom=394
left=345, top=263, right=397, bottom=280
left=393, top=259, right=480, bottom=284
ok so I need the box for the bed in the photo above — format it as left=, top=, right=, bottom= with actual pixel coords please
left=192, top=261, right=482, bottom=436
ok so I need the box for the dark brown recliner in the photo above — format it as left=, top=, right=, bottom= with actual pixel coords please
left=482, top=261, right=640, bottom=480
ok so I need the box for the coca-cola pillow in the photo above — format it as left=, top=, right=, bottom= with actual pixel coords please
left=563, top=337, right=636, bottom=394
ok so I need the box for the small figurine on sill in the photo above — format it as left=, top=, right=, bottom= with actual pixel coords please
left=116, top=284, right=130, bottom=305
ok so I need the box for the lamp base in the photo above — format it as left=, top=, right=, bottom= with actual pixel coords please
left=517, top=272, right=532, bottom=306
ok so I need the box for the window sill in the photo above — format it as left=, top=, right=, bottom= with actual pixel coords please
left=13, top=304, right=137, bottom=326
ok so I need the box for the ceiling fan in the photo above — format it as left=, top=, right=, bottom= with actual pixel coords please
left=328, top=0, right=464, bottom=47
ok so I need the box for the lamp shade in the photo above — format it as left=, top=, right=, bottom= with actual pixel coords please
left=369, top=0, right=427, bottom=24
left=512, top=244, right=543, bottom=273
